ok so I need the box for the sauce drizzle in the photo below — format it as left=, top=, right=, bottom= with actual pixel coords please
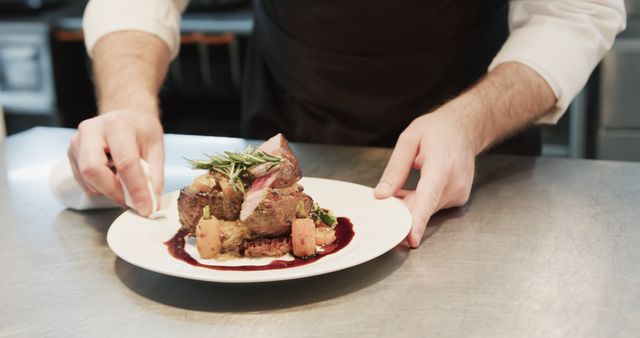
left=164, top=217, right=355, bottom=271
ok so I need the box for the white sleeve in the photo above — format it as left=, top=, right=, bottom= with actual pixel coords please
left=82, top=0, right=189, bottom=59
left=489, top=0, right=626, bottom=123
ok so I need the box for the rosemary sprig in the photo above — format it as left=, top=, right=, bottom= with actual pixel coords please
left=186, top=146, right=282, bottom=192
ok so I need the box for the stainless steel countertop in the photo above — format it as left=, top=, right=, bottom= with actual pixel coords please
left=1, top=127, right=639, bottom=337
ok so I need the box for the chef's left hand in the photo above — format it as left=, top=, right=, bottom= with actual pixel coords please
left=374, top=107, right=477, bottom=248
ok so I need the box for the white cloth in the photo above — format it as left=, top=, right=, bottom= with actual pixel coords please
left=49, top=158, right=166, bottom=219
left=82, top=0, right=626, bottom=122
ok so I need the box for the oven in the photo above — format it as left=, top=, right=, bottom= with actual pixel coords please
left=0, top=21, right=56, bottom=115
left=595, top=0, right=640, bottom=161
left=51, top=2, right=253, bottom=137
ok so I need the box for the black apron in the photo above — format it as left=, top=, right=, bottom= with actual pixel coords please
left=241, top=0, right=541, bottom=155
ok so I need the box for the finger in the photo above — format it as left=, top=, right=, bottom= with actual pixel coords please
left=393, top=189, right=412, bottom=199
left=406, top=159, right=448, bottom=248
left=68, top=148, right=97, bottom=195
left=374, top=133, right=419, bottom=198
left=76, top=128, right=125, bottom=205
left=67, top=135, right=97, bottom=194
left=105, top=128, right=152, bottom=216
left=144, top=141, right=165, bottom=209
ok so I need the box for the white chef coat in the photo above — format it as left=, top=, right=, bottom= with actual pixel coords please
left=82, top=0, right=626, bottom=123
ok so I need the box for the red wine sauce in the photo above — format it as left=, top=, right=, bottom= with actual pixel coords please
left=164, top=217, right=355, bottom=271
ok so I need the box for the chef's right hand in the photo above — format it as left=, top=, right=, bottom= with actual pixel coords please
left=67, top=110, right=164, bottom=216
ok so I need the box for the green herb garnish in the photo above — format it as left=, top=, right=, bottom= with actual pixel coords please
left=186, top=146, right=282, bottom=193
left=311, top=203, right=337, bottom=228
left=203, top=205, right=211, bottom=220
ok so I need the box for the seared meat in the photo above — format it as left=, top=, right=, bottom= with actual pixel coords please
left=177, top=173, right=243, bottom=232
left=219, top=220, right=252, bottom=254
left=243, top=237, right=291, bottom=257
left=177, top=187, right=207, bottom=232
left=249, top=133, right=302, bottom=189
left=236, top=134, right=306, bottom=236
left=240, top=184, right=313, bottom=236
left=178, top=134, right=336, bottom=260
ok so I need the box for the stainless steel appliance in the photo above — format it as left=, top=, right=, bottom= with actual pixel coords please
left=596, top=1, right=640, bottom=161
left=0, top=21, right=56, bottom=115
left=0, top=0, right=66, bottom=11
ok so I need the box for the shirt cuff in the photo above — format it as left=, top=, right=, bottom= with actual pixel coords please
left=83, top=0, right=183, bottom=59
left=488, top=24, right=587, bottom=124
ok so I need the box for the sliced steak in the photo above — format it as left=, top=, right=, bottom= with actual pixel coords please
left=177, top=172, right=244, bottom=232
left=177, top=187, right=208, bottom=232
left=249, top=133, right=302, bottom=189
left=240, top=184, right=313, bottom=236
left=242, top=237, right=291, bottom=257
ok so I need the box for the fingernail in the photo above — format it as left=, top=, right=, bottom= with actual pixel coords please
left=135, top=202, right=151, bottom=216
left=375, top=181, right=391, bottom=194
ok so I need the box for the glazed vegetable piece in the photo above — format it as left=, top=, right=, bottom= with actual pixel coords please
left=192, top=173, right=215, bottom=193
left=315, top=226, right=336, bottom=246
left=196, top=206, right=222, bottom=259
left=292, top=217, right=316, bottom=258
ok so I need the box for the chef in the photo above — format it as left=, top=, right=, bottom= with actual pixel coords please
left=69, top=0, right=625, bottom=247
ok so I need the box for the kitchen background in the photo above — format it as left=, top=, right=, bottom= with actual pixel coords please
left=0, top=0, right=638, bottom=161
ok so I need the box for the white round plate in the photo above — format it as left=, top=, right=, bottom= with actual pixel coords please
left=107, top=177, right=412, bottom=283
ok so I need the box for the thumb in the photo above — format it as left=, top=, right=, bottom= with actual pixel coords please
left=145, top=142, right=165, bottom=209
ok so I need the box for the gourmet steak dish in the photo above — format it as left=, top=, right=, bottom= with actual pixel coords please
left=179, top=134, right=338, bottom=259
